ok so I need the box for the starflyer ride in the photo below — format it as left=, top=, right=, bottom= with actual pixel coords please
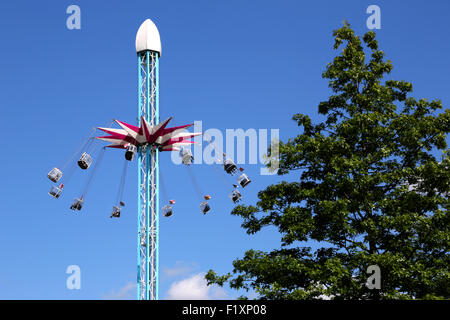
left=46, top=19, right=252, bottom=300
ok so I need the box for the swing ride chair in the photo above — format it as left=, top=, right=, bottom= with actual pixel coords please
left=70, top=198, right=84, bottom=211
left=48, top=184, right=63, bottom=199
left=238, top=173, right=251, bottom=188
left=78, top=152, right=93, bottom=170
left=48, top=168, right=62, bottom=183
left=111, top=206, right=121, bottom=218
left=200, top=201, right=211, bottom=214
left=180, top=149, right=194, bottom=165
left=230, top=189, right=242, bottom=203
left=125, top=144, right=137, bottom=161
left=162, top=205, right=173, bottom=217
left=223, top=158, right=238, bottom=174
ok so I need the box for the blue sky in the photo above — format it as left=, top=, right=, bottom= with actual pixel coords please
left=0, top=0, right=449, bottom=299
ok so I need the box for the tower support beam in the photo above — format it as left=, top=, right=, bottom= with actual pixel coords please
left=137, top=50, right=159, bottom=300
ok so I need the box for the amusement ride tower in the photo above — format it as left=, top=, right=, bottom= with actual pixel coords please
left=135, top=19, right=161, bottom=301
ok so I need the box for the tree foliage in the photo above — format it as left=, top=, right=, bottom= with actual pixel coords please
left=206, top=23, right=450, bottom=300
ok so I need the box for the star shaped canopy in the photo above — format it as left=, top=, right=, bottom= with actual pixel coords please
left=96, top=116, right=201, bottom=151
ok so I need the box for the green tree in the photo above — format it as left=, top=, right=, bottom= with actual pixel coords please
left=206, top=23, right=450, bottom=300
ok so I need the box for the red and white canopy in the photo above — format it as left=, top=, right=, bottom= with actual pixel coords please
left=96, top=116, right=201, bottom=152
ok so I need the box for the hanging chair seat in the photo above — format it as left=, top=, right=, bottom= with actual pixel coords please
left=162, top=205, right=173, bottom=217
left=230, top=190, right=242, bottom=203
left=78, top=152, right=93, bottom=170
left=48, top=168, right=63, bottom=183
left=125, top=145, right=137, bottom=161
left=111, top=205, right=121, bottom=218
left=49, top=185, right=63, bottom=199
left=238, top=173, right=251, bottom=188
left=224, top=158, right=238, bottom=174
left=70, top=198, right=84, bottom=211
left=180, top=149, right=194, bottom=165
left=200, top=201, right=211, bottom=214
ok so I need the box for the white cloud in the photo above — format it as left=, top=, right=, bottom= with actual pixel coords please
left=102, top=282, right=136, bottom=300
left=166, top=273, right=228, bottom=300
left=162, top=261, right=197, bottom=278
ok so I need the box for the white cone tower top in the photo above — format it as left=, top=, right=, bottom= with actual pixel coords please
left=135, top=19, right=161, bottom=55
